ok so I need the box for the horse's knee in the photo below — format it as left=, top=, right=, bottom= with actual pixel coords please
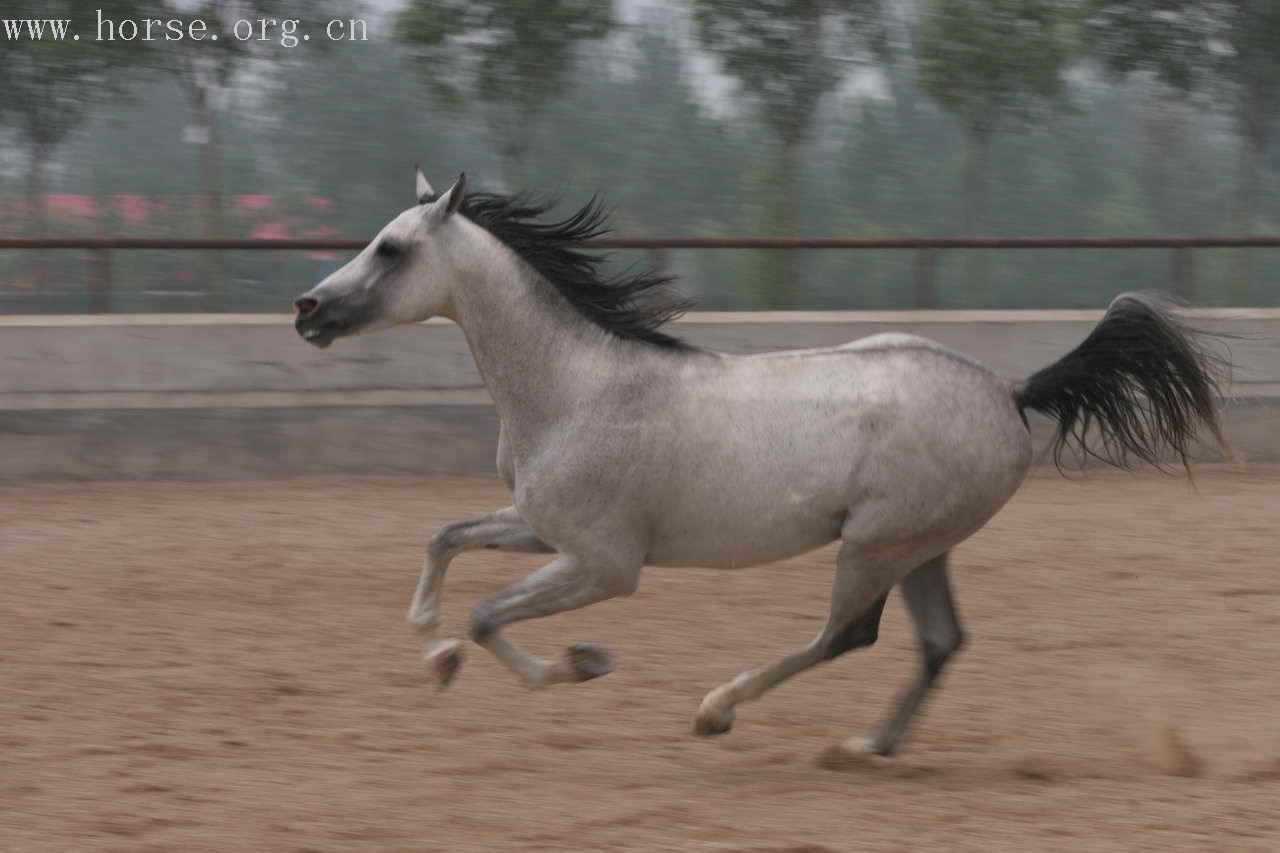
left=468, top=604, right=498, bottom=644
left=427, top=522, right=468, bottom=562
left=921, top=629, right=965, bottom=680
left=426, top=535, right=450, bottom=562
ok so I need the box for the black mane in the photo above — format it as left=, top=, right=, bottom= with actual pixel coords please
left=456, top=192, right=695, bottom=349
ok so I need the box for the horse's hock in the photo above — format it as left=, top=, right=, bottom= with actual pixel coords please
left=2, top=309, right=1279, bottom=481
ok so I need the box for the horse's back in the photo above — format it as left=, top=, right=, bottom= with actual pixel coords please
left=628, top=338, right=1032, bottom=567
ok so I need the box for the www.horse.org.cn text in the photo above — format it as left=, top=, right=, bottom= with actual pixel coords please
left=2, top=13, right=369, bottom=48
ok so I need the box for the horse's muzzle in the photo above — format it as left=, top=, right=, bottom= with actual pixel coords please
left=293, top=294, right=340, bottom=349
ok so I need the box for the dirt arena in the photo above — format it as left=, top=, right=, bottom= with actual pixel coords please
left=3, top=467, right=1280, bottom=851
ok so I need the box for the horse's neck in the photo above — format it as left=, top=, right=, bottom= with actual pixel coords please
left=443, top=239, right=615, bottom=437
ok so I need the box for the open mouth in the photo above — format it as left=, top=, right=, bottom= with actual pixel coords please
left=295, top=320, right=341, bottom=349
left=302, top=330, right=333, bottom=349
left=294, top=293, right=374, bottom=349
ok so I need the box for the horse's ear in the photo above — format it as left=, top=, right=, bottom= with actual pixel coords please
left=442, top=173, right=465, bottom=216
left=415, top=165, right=434, bottom=205
left=423, top=173, right=465, bottom=223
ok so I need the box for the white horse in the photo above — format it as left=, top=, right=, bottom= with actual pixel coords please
left=293, top=170, right=1227, bottom=757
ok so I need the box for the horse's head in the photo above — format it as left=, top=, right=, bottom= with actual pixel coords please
left=293, top=169, right=466, bottom=348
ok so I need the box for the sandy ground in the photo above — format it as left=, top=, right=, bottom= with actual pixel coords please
left=3, top=468, right=1280, bottom=852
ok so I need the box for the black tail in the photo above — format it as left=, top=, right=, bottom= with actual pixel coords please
left=1014, top=294, right=1230, bottom=470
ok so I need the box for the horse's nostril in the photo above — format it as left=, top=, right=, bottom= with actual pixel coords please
left=294, top=296, right=320, bottom=317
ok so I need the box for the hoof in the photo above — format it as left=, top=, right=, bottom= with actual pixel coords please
left=565, top=643, right=614, bottom=682
left=816, top=736, right=892, bottom=771
left=424, top=639, right=464, bottom=689
left=692, top=707, right=734, bottom=737
left=840, top=735, right=878, bottom=756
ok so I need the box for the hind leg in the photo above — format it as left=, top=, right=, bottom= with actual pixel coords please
left=693, top=540, right=902, bottom=737
left=837, top=552, right=965, bottom=758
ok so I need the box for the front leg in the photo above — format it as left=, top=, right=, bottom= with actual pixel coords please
left=408, top=507, right=554, bottom=686
left=470, top=554, right=641, bottom=689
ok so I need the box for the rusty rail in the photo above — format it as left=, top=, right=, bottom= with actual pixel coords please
left=3, top=235, right=1279, bottom=312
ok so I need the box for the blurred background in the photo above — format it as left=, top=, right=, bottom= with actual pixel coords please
left=3, top=0, right=1280, bottom=313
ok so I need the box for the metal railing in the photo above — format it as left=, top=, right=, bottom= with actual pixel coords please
left=4, top=235, right=1280, bottom=313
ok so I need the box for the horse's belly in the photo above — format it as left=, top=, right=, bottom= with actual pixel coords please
left=640, top=423, right=861, bottom=568
left=644, top=497, right=844, bottom=568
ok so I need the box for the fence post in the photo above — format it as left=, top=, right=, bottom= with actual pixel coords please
left=87, top=248, right=113, bottom=314
left=912, top=248, right=939, bottom=308
left=1170, top=248, right=1197, bottom=303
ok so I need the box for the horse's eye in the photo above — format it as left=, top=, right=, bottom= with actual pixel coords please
left=376, top=239, right=403, bottom=259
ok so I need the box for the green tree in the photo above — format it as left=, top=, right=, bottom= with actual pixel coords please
left=693, top=0, right=885, bottom=307
left=258, top=30, right=482, bottom=234
left=0, top=2, right=153, bottom=260
left=914, top=0, right=1075, bottom=301
left=916, top=0, right=1074, bottom=236
left=1086, top=1, right=1280, bottom=295
left=157, top=1, right=339, bottom=308
left=395, top=0, right=614, bottom=187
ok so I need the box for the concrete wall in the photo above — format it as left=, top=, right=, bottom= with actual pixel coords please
left=3, top=310, right=1278, bottom=481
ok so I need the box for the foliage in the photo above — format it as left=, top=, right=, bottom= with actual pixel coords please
left=4, top=0, right=1280, bottom=311
left=0, top=1, right=155, bottom=152
left=1085, top=0, right=1280, bottom=293
left=395, top=0, right=614, bottom=180
left=1085, top=1, right=1280, bottom=101
left=916, top=0, right=1074, bottom=135
left=693, top=0, right=887, bottom=306
left=693, top=0, right=886, bottom=143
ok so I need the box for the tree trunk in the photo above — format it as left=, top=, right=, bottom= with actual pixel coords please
left=1138, top=95, right=1177, bottom=231
left=961, top=125, right=992, bottom=295
left=494, top=103, right=538, bottom=193
left=194, top=85, right=227, bottom=312
left=751, top=135, right=802, bottom=309
left=961, top=125, right=991, bottom=234
left=1230, top=81, right=1266, bottom=303
left=498, top=142, right=526, bottom=194
left=1138, top=95, right=1196, bottom=301
left=25, top=142, right=49, bottom=291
